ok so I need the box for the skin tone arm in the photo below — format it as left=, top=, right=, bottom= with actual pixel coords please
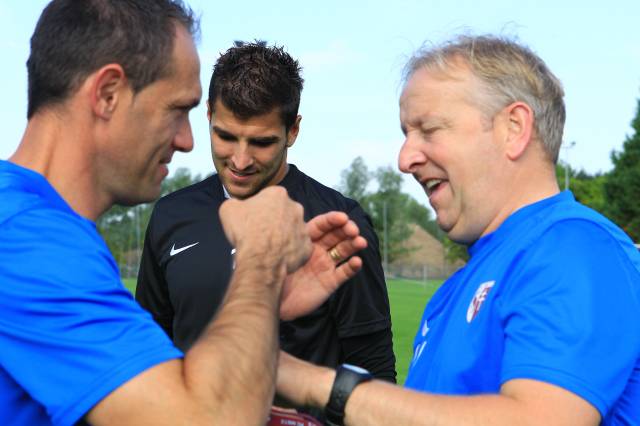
left=87, top=187, right=367, bottom=425
left=276, top=352, right=602, bottom=426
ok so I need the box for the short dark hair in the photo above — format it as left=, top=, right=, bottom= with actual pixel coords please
left=27, top=0, right=198, bottom=119
left=208, top=41, right=304, bottom=131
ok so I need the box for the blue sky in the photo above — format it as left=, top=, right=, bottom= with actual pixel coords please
left=2, top=0, right=639, bottom=205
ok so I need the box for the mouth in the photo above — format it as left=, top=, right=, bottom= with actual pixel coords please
left=227, top=167, right=258, bottom=183
left=424, top=178, right=446, bottom=196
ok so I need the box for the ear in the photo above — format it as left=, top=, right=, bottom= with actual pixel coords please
left=206, top=99, right=212, bottom=122
left=502, top=102, right=534, bottom=161
left=286, top=115, right=302, bottom=148
left=90, top=64, right=127, bottom=120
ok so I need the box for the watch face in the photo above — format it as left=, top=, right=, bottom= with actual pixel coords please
left=343, top=364, right=370, bottom=375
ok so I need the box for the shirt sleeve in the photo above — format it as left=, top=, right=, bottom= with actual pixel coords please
left=135, top=206, right=174, bottom=338
left=0, top=207, right=182, bottom=426
left=499, top=219, right=640, bottom=417
left=330, top=204, right=397, bottom=381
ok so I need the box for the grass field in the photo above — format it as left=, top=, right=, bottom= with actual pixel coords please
left=387, top=278, right=442, bottom=383
left=122, top=277, right=442, bottom=385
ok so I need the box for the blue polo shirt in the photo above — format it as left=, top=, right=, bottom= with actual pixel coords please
left=0, top=160, right=182, bottom=425
left=405, top=191, right=640, bottom=424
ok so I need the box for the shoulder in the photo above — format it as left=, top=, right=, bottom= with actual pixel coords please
left=500, top=203, right=640, bottom=310
left=285, top=165, right=364, bottom=218
left=2, top=202, right=118, bottom=291
left=149, top=175, right=223, bottom=228
left=155, top=174, right=221, bottom=209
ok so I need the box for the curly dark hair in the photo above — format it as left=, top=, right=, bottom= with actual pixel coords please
left=208, top=41, right=304, bottom=131
left=27, top=0, right=198, bottom=119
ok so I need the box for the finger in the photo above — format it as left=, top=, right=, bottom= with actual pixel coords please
left=332, top=256, right=364, bottom=285
left=313, top=220, right=362, bottom=250
left=306, top=211, right=351, bottom=240
left=328, top=236, right=367, bottom=262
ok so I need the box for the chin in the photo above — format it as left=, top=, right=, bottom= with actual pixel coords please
left=118, top=186, right=161, bottom=206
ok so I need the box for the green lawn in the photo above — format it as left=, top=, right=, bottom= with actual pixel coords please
left=123, top=278, right=136, bottom=294
left=122, top=276, right=441, bottom=384
left=387, top=278, right=442, bottom=384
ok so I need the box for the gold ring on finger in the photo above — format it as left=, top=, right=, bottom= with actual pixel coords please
left=328, top=247, right=341, bottom=262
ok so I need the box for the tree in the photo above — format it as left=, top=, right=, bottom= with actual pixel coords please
left=604, top=97, right=640, bottom=242
left=98, top=167, right=203, bottom=277
left=338, top=156, right=370, bottom=201
left=365, top=166, right=413, bottom=264
left=556, top=164, right=609, bottom=216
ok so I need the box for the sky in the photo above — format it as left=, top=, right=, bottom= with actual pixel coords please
left=1, top=0, right=639, bottom=206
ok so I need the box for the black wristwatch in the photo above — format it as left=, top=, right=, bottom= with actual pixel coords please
left=324, top=364, right=372, bottom=426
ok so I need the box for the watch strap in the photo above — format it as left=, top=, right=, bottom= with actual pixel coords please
left=324, top=364, right=372, bottom=426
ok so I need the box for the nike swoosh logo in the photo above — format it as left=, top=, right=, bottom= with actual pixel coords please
left=170, top=242, right=199, bottom=256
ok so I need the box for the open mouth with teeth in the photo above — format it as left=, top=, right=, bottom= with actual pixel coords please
left=425, top=179, right=445, bottom=195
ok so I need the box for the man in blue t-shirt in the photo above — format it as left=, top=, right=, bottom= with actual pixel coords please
left=275, top=36, right=640, bottom=425
left=0, top=1, right=367, bottom=425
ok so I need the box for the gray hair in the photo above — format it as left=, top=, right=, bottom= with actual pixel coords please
left=404, top=35, right=565, bottom=163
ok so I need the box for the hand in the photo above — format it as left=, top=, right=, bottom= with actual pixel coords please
left=279, top=211, right=367, bottom=320
left=219, top=187, right=312, bottom=275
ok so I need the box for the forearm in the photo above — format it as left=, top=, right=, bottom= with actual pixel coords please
left=183, top=257, right=286, bottom=423
left=278, top=355, right=599, bottom=426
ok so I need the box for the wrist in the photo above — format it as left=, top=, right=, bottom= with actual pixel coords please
left=307, top=366, right=335, bottom=408
left=324, top=364, right=372, bottom=426
left=234, top=250, right=287, bottom=287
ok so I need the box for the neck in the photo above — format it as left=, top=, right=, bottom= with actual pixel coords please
left=482, top=161, right=560, bottom=238
left=10, top=109, right=110, bottom=221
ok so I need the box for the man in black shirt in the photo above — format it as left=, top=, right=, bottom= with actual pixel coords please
left=136, top=43, right=396, bottom=387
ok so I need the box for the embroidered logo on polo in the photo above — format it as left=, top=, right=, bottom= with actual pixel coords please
left=466, top=280, right=495, bottom=323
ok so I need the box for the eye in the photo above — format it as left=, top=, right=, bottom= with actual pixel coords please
left=250, top=137, right=279, bottom=147
left=421, top=126, right=439, bottom=136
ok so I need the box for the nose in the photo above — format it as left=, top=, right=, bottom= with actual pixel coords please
left=231, top=142, right=254, bottom=171
left=174, top=118, right=194, bottom=153
left=398, top=133, right=427, bottom=174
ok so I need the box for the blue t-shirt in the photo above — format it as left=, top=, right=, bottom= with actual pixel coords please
left=405, top=191, right=640, bottom=424
left=0, top=161, right=182, bottom=426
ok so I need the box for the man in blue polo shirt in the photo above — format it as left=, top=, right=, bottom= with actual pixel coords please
left=0, top=1, right=367, bottom=424
left=275, top=35, right=640, bottom=425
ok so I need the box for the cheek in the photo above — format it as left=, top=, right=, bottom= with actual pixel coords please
left=210, top=139, right=232, bottom=159
left=255, top=146, right=285, bottom=168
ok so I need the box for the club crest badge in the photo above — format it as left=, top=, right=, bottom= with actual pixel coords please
left=466, top=280, right=495, bottom=323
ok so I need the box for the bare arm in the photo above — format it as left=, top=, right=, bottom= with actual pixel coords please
left=87, top=187, right=366, bottom=425
left=276, top=352, right=601, bottom=426
left=89, top=257, right=286, bottom=425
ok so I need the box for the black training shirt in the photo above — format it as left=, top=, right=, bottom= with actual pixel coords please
left=136, top=164, right=396, bottom=382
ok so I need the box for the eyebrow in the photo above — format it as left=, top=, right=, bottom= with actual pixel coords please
left=212, top=126, right=237, bottom=140
left=211, top=126, right=281, bottom=145
left=248, top=136, right=280, bottom=145
left=170, top=98, right=200, bottom=111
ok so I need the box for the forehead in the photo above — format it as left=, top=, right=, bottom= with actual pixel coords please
left=146, top=25, right=202, bottom=104
left=399, top=66, right=477, bottom=122
left=212, top=100, right=285, bottom=135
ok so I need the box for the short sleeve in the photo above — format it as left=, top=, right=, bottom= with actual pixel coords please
left=499, top=219, right=640, bottom=416
left=0, top=208, right=182, bottom=425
